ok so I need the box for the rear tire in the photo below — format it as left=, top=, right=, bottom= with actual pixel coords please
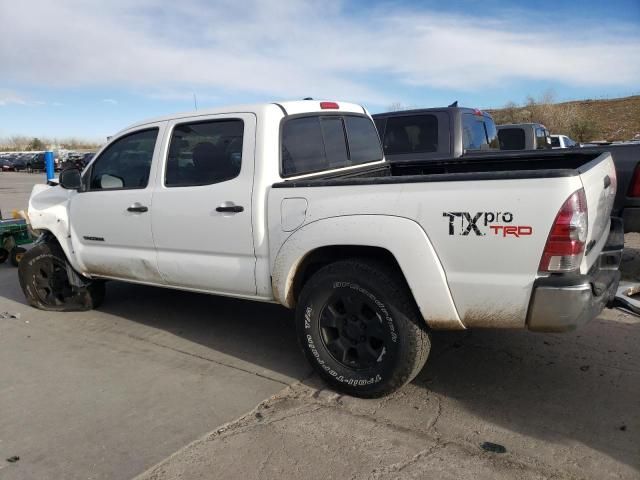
left=0, top=248, right=8, bottom=264
left=296, top=259, right=430, bottom=398
left=18, top=242, right=105, bottom=311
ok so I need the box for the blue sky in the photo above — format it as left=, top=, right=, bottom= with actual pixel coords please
left=1, top=0, right=639, bottom=141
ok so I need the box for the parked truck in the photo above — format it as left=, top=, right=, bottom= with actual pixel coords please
left=550, top=134, right=577, bottom=149
left=374, top=107, right=640, bottom=232
left=497, top=123, right=552, bottom=150
left=21, top=100, right=622, bottom=397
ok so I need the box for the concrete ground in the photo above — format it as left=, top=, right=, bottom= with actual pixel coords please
left=0, top=170, right=42, bottom=214
left=1, top=172, right=639, bottom=479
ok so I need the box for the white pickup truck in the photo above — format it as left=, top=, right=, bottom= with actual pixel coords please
left=21, top=100, right=623, bottom=397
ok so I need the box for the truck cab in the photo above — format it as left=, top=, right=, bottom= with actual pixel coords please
left=373, top=107, right=500, bottom=162
left=497, top=123, right=552, bottom=150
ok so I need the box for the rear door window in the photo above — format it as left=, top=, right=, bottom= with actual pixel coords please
left=281, top=115, right=382, bottom=177
left=382, top=115, right=438, bottom=154
left=498, top=128, right=526, bottom=150
left=165, top=119, right=244, bottom=187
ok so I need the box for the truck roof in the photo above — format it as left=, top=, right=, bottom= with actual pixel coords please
left=498, top=123, right=547, bottom=128
left=372, top=106, right=493, bottom=118
left=122, top=100, right=367, bottom=132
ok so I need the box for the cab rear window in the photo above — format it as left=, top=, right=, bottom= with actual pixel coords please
left=382, top=114, right=438, bottom=155
left=462, top=113, right=499, bottom=151
left=498, top=128, right=526, bottom=150
left=281, top=114, right=382, bottom=177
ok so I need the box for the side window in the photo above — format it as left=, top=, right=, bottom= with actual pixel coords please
left=281, top=114, right=380, bottom=177
left=497, top=128, right=526, bottom=150
left=536, top=127, right=548, bottom=150
left=550, top=136, right=560, bottom=148
left=462, top=114, right=489, bottom=150
left=89, top=128, right=158, bottom=190
left=166, top=119, right=243, bottom=187
left=373, top=118, right=386, bottom=139
left=483, top=118, right=500, bottom=149
left=383, top=115, right=438, bottom=155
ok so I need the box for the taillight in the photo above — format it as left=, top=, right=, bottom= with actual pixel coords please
left=539, top=189, right=588, bottom=273
left=628, top=165, right=640, bottom=197
left=320, top=101, right=339, bottom=109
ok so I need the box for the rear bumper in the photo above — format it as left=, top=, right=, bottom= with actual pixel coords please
left=527, top=217, right=623, bottom=332
left=622, top=207, right=640, bottom=233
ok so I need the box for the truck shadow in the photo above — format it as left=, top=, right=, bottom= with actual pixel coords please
left=418, top=321, right=640, bottom=473
left=98, top=281, right=309, bottom=382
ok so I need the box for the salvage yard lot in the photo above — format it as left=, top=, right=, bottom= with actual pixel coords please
left=0, top=171, right=638, bottom=479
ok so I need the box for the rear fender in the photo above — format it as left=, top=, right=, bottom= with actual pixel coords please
left=271, top=215, right=464, bottom=329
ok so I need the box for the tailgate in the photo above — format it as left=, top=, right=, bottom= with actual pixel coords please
left=579, top=152, right=617, bottom=272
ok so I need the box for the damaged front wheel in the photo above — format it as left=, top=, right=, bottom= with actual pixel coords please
left=18, top=242, right=104, bottom=311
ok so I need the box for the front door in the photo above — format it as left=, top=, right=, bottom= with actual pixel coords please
left=151, top=113, right=257, bottom=295
left=69, top=125, right=165, bottom=283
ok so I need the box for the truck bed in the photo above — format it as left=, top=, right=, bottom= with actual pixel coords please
left=269, top=150, right=615, bottom=331
left=273, top=151, right=603, bottom=188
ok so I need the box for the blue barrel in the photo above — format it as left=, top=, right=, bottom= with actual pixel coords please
left=44, top=151, right=55, bottom=181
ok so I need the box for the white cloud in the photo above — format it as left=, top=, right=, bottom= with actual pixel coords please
left=102, top=98, right=118, bottom=104
left=0, top=90, right=27, bottom=106
left=0, top=0, right=638, bottom=105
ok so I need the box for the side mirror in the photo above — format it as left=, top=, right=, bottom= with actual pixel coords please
left=59, top=168, right=82, bottom=190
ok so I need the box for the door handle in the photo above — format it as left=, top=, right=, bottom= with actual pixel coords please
left=603, top=175, right=611, bottom=189
left=216, top=203, right=244, bottom=213
left=127, top=203, right=148, bottom=213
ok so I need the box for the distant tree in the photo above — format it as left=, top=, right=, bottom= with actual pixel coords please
left=28, top=137, right=46, bottom=151
left=570, top=117, right=599, bottom=142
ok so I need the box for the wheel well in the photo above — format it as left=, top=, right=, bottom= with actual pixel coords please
left=290, top=245, right=405, bottom=306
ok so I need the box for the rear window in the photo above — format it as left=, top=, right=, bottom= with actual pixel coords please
left=462, top=113, right=499, bottom=151
left=498, top=128, right=526, bottom=150
left=382, top=115, right=438, bottom=155
left=281, top=114, right=382, bottom=177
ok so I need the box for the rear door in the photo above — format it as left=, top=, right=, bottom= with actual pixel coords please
left=151, top=113, right=257, bottom=295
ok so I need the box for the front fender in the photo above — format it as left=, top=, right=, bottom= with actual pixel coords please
left=271, top=215, right=464, bottom=329
left=27, top=184, right=85, bottom=274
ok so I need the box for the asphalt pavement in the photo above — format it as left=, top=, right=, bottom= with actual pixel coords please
left=1, top=172, right=638, bottom=479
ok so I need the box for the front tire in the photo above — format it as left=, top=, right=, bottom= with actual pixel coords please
left=18, top=242, right=105, bottom=311
left=10, top=246, right=27, bottom=267
left=296, top=259, right=430, bottom=398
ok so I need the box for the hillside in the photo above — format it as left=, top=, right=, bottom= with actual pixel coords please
left=487, top=95, right=640, bottom=142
